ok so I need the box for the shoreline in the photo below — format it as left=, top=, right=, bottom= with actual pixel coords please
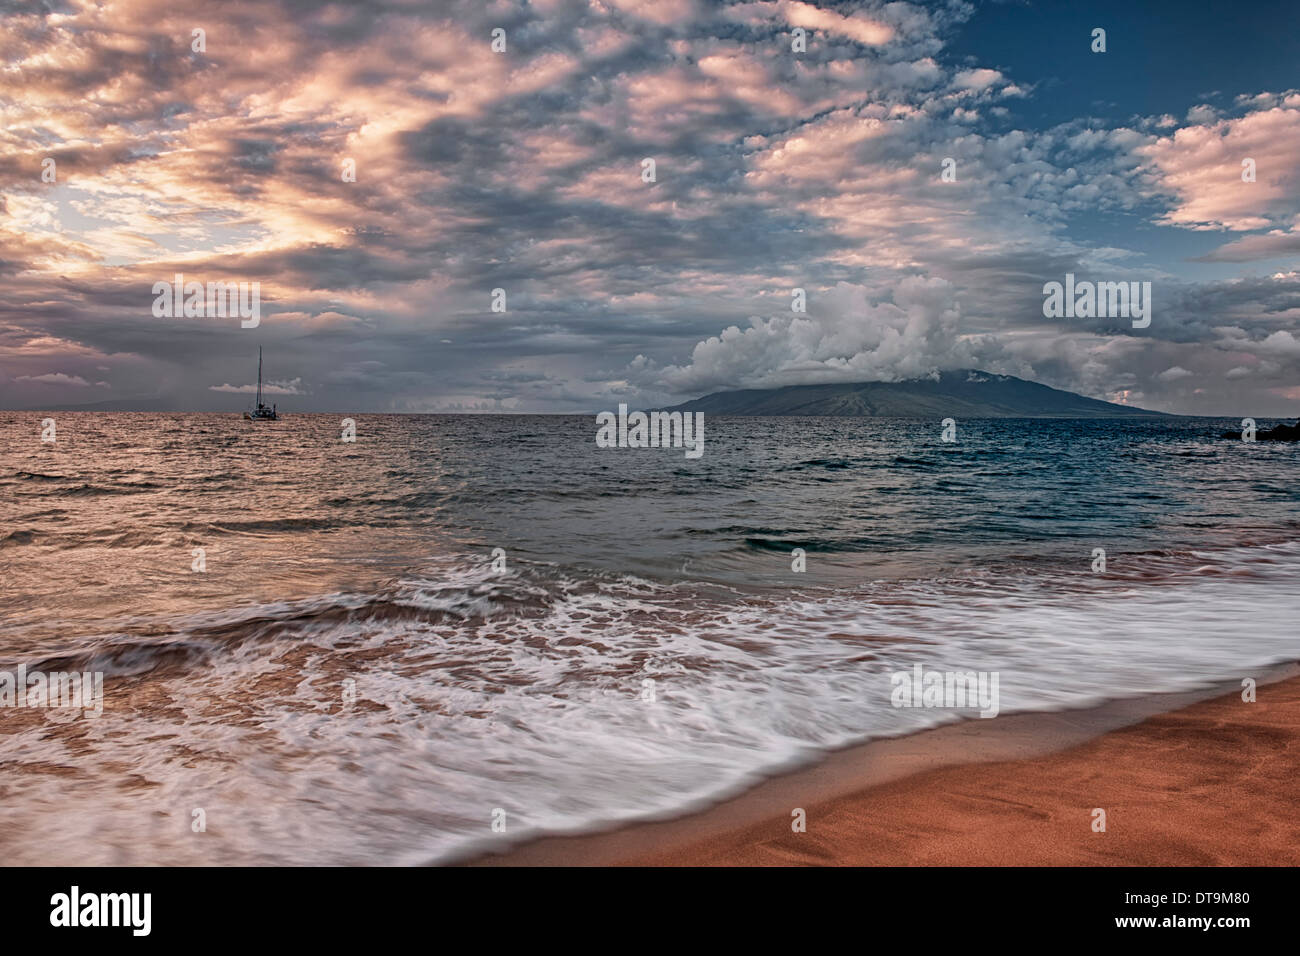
left=460, top=662, right=1300, bottom=866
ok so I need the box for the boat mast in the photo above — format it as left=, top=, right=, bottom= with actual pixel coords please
left=257, top=347, right=263, bottom=408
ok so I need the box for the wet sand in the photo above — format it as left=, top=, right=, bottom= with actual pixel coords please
left=465, top=664, right=1300, bottom=866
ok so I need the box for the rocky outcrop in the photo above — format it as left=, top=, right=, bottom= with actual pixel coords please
left=1221, top=420, right=1300, bottom=440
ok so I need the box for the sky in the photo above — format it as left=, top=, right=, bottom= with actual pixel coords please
left=2, top=0, right=1299, bottom=415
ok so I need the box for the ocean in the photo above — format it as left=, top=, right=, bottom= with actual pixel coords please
left=1, top=412, right=1297, bottom=864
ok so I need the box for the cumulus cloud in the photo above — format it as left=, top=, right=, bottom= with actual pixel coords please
left=648, top=277, right=991, bottom=392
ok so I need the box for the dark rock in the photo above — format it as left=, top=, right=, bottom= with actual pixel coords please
left=1260, top=420, right=1300, bottom=441
left=1221, top=420, right=1300, bottom=440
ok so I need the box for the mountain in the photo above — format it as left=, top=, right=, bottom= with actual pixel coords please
left=661, top=370, right=1172, bottom=418
left=18, top=395, right=176, bottom=412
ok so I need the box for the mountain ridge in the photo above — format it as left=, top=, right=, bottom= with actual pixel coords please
left=660, top=370, right=1173, bottom=418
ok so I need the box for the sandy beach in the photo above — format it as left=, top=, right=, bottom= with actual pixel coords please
left=467, top=665, right=1300, bottom=866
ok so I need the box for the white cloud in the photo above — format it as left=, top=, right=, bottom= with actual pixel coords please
left=16, top=372, right=96, bottom=387
left=953, top=68, right=1003, bottom=92
left=649, top=276, right=990, bottom=392
left=726, top=1, right=895, bottom=46
left=209, top=378, right=306, bottom=395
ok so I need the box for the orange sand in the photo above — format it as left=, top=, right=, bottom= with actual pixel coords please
left=468, top=669, right=1300, bottom=866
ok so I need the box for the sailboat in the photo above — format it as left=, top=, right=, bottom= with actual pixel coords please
left=243, top=347, right=279, bottom=421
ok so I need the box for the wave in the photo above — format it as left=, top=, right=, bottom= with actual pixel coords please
left=21, top=537, right=1298, bottom=676
left=34, top=482, right=143, bottom=497
left=186, top=516, right=347, bottom=535
left=4, top=538, right=1298, bottom=866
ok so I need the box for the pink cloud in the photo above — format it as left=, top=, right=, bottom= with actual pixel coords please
left=726, top=1, right=894, bottom=46
left=1139, top=103, right=1300, bottom=231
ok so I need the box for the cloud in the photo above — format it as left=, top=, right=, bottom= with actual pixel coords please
left=209, top=378, right=306, bottom=395
left=0, top=2, right=1295, bottom=416
left=1138, top=101, right=1300, bottom=232
left=952, top=68, right=1003, bottom=92
left=646, top=276, right=989, bottom=392
left=725, top=1, right=895, bottom=46
left=1192, top=229, right=1300, bottom=263
left=15, top=372, right=98, bottom=387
